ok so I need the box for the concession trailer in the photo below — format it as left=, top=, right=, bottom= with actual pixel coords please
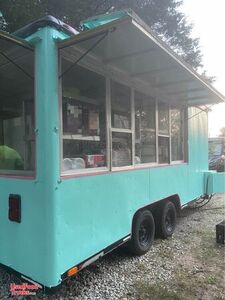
left=0, top=9, right=224, bottom=289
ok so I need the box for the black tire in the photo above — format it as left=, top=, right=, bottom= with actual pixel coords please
left=127, top=210, right=155, bottom=255
left=155, top=201, right=177, bottom=239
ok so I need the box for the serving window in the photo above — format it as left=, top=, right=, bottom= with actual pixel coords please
left=0, top=37, right=35, bottom=175
left=112, top=132, right=132, bottom=167
left=111, top=81, right=131, bottom=130
left=171, top=108, right=184, bottom=161
left=61, top=62, right=107, bottom=172
left=60, top=58, right=186, bottom=174
left=158, top=103, right=170, bottom=164
left=135, top=92, right=156, bottom=164
left=111, top=81, right=132, bottom=168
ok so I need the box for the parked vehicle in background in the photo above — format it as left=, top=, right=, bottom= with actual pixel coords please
left=209, top=137, right=225, bottom=171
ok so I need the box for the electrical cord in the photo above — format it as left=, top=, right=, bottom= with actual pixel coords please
left=188, top=193, right=215, bottom=209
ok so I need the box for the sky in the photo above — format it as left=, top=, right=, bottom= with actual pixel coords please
left=181, top=0, right=225, bottom=137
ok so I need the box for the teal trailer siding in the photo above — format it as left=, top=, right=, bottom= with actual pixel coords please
left=0, top=180, right=48, bottom=281
left=205, top=171, right=225, bottom=194
left=55, top=108, right=208, bottom=278
left=0, top=25, right=224, bottom=289
left=0, top=27, right=65, bottom=287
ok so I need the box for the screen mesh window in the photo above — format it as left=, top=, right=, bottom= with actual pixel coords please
left=112, top=132, right=132, bottom=167
left=62, top=61, right=106, bottom=172
left=158, top=103, right=169, bottom=135
left=158, top=103, right=170, bottom=164
left=158, top=136, right=170, bottom=164
left=135, top=92, right=156, bottom=164
left=0, top=37, right=35, bottom=174
left=111, top=81, right=132, bottom=167
left=171, top=108, right=184, bottom=161
left=111, top=81, right=131, bottom=129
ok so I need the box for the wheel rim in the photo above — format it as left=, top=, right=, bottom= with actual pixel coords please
left=165, top=208, right=174, bottom=233
left=139, top=220, right=151, bottom=247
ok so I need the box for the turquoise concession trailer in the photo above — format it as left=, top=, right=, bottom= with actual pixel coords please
left=0, top=10, right=225, bottom=289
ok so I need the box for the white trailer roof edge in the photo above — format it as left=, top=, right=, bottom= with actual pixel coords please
left=57, top=15, right=225, bottom=106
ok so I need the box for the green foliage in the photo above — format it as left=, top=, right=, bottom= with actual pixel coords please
left=0, top=10, right=7, bottom=30
left=0, top=0, right=209, bottom=73
left=206, top=275, right=217, bottom=285
left=200, top=70, right=216, bottom=84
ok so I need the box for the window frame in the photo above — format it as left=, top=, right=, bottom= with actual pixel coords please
left=170, top=106, right=186, bottom=163
left=157, top=101, right=171, bottom=164
left=59, top=57, right=109, bottom=176
left=110, top=79, right=134, bottom=170
left=134, top=90, right=157, bottom=166
left=0, top=48, right=36, bottom=178
left=59, top=53, right=187, bottom=177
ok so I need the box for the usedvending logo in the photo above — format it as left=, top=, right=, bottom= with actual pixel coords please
left=10, top=282, right=41, bottom=296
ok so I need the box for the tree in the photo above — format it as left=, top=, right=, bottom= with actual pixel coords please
left=0, top=10, right=7, bottom=30
left=0, top=0, right=209, bottom=75
left=200, top=70, right=215, bottom=84
left=219, top=127, right=225, bottom=137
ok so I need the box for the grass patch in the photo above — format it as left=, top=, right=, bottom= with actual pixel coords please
left=137, top=263, right=146, bottom=272
left=135, top=282, right=180, bottom=300
left=206, top=275, right=217, bottom=285
left=214, top=296, right=225, bottom=300
left=158, top=248, right=174, bottom=260
left=191, top=228, right=220, bottom=261
left=133, top=205, right=225, bottom=300
left=195, top=236, right=222, bottom=262
left=134, top=269, right=205, bottom=300
left=174, top=270, right=207, bottom=299
left=135, top=266, right=224, bottom=300
left=191, top=228, right=212, bottom=237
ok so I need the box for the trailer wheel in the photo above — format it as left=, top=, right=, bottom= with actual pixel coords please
left=156, top=201, right=177, bottom=239
left=128, top=210, right=155, bottom=255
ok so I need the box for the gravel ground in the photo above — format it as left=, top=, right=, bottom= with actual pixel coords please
left=0, top=194, right=224, bottom=300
